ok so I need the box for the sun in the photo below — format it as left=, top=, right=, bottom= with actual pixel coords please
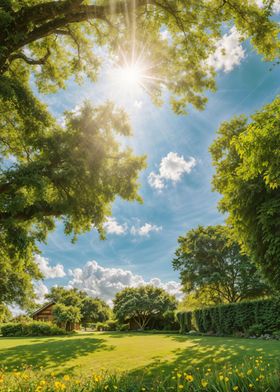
left=110, top=62, right=145, bottom=91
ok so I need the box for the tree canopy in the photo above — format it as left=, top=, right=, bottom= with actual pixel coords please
left=113, top=285, right=177, bottom=329
left=173, top=225, right=269, bottom=304
left=45, top=286, right=111, bottom=326
left=210, top=97, right=280, bottom=289
left=1, top=1, right=279, bottom=112
left=1, top=0, right=280, bottom=308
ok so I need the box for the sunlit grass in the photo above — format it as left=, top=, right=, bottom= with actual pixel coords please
left=0, top=332, right=280, bottom=377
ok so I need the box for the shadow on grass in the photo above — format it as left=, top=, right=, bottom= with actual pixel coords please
left=0, top=336, right=113, bottom=374
left=128, top=334, right=279, bottom=380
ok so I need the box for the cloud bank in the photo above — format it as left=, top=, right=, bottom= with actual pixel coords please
left=68, top=260, right=183, bottom=304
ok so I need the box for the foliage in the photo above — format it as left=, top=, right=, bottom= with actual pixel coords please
left=178, top=287, right=218, bottom=312
left=192, top=297, right=280, bottom=335
left=81, top=297, right=111, bottom=327
left=1, top=0, right=280, bottom=308
left=0, top=98, right=145, bottom=307
left=113, top=285, right=177, bottom=330
left=1, top=321, right=66, bottom=336
left=95, top=320, right=119, bottom=331
left=210, top=96, right=280, bottom=289
left=246, top=323, right=265, bottom=337
left=0, top=1, right=279, bottom=112
left=0, top=355, right=280, bottom=391
left=177, top=311, right=192, bottom=334
left=173, top=225, right=269, bottom=304
left=45, top=286, right=111, bottom=327
left=52, top=303, right=81, bottom=329
left=0, top=304, right=11, bottom=323
left=45, top=287, right=86, bottom=307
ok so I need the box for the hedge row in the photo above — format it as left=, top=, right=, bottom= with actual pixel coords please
left=179, top=298, right=280, bottom=336
left=1, top=322, right=66, bottom=337
left=177, top=311, right=192, bottom=333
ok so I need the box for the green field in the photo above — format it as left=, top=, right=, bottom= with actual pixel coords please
left=0, top=332, right=280, bottom=376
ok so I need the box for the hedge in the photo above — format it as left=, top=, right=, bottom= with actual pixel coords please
left=1, top=322, right=66, bottom=337
left=177, top=311, right=192, bottom=333
left=179, top=298, right=280, bottom=336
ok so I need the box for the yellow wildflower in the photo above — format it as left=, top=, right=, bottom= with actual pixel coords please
left=177, top=373, right=182, bottom=378
left=249, top=384, right=254, bottom=389
left=178, top=385, right=184, bottom=389
left=185, top=374, right=194, bottom=382
left=259, top=375, right=264, bottom=380
left=225, top=377, right=229, bottom=382
left=247, top=369, right=252, bottom=375
left=233, top=387, right=239, bottom=391
left=219, top=375, right=224, bottom=381
left=63, top=375, right=70, bottom=381
left=113, top=386, right=118, bottom=390
left=201, top=379, right=208, bottom=388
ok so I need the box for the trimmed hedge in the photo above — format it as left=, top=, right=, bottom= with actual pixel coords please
left=1, top=322, right=66, bottom=337
left=179, top=298, right=280, bottom=336
left=177, top=311, right=192, bottom=333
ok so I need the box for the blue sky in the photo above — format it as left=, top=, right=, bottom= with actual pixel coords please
left=33, top=27, right=280, bottom=304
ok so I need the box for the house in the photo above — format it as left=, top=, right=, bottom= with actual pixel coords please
left=32, top=301, right=56, bottom=323
left=32, top=301, right=80, bottom=331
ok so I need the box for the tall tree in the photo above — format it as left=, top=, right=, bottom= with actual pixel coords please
left=80, top=297, right=111, bottom=327
left=113, top=285, right=177, bottom=330
left=210, top=97, right=280, bottom=289
left=173, top=225, right=269, bottom=303
left=45, top=287, right=87, bottom=307
left=0, top=101, right=145, bottom=307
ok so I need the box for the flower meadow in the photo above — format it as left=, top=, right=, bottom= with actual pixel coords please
left=0, top=356, right=280, bottom=392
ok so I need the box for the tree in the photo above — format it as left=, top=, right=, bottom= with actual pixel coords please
left=210, top=97, right=280, bottom=289
left=113, top=285, right=177, bottom=330
left=173, top=225, right=269, bottom=304
left=45, top=287, right=87, bottom=307
left=80, top=297, right=111, bottom=328
left=1, top=0, right=280, bottom=306
left=0, top=304, right=12, bottom=323
left=0, top=100, right=145, bottom=307
left=52, top=303, right=81, bottom=330
left=0, top=1, right=279, bottom=112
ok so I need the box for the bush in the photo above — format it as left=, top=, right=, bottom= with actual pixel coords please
left=1, top=322, right=66, bottom=337
left=177, top=311, right=192, bottom=334
left=95, top=320, right=121, bottom=331
left=180, top=297, right=280, bottom=336
left=246, top=323, right=265, bottom=337
left=118, top=323, right=129, bottom=331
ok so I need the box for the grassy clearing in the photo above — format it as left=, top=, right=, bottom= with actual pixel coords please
left=0, top=332, right=280, bottom=377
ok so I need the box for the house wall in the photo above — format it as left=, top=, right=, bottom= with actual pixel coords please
left=33, top=304, right=54, bottom=322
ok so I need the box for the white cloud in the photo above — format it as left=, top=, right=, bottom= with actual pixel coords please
left=104, top=217, right=127, bottom=235
left=35, top=255, right=66, bottom=279
left=148, top=172, right=165, bottom=190
left=131, top=223, right=162, bottom=236
left=68, top=260, right=183, bottom=304
left=207, top=27, right=245, bottom=73
left=148, top=152, right=196, bottom=190
left=33, top=281, right=49, bottom=304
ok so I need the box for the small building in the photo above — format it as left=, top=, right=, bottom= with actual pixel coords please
left=32, top=301, right=56, bottom=323
left=32, top=301, right=80, bottom=331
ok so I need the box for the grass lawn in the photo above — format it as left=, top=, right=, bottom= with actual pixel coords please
left=0, top=332, right=280, bottom=377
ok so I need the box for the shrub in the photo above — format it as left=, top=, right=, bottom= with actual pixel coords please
left=177, top=311, right=192, bottom=333
left=182, top=297, right=280, bottom=336
left=246, top=323, right=266, bottom=337
left=1, top=322, right=66, bottom=337
left=118, top=323, right=129, bottom=331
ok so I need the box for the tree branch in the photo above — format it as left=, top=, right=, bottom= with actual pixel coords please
left=8, top=48, right=51, bottom=66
